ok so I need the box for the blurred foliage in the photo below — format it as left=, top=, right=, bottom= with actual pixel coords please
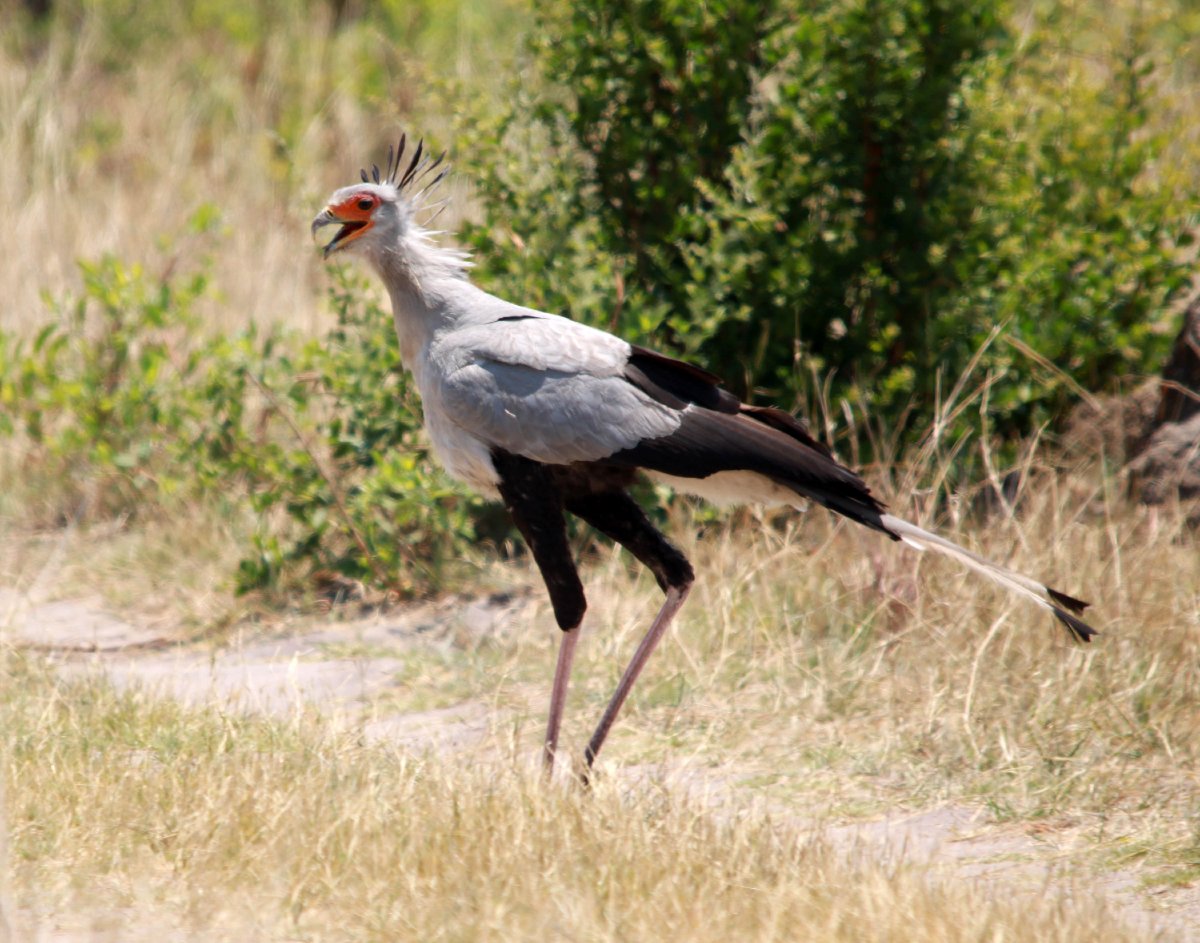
left=0, top=210, right=250, bottom=518
left=461, top=0, right=1196, bottom=458
left=230, top=266, right=486, bottom=597
left=0, top=236, right=484, bottom=597
left=1, top=0, right=526, bottom=197
left=6, top=0, right=527, bottom=72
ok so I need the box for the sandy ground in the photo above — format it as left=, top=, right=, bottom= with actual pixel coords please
left=3, top=589, right=1198, bottom=942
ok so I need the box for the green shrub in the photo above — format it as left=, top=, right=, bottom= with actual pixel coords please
left=679, top=0, right=1003, bottom=411
left=233, top=267, right=487, bottom=597
left=0, top=245, right=486, bottom=598
left=943, top=20, right=1196, bottom=439
left=460, top=0, right=1195, bottom=460
left=0, top=249, right=237, bottom=518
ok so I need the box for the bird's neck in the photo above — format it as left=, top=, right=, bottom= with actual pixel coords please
left=375, top=229, right=472, bottom=372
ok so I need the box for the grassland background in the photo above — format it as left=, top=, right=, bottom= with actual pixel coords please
left=1, top=0, right=1199, bottom=939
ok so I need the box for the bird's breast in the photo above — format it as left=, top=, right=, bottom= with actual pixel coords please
left=421, top=398, right=502, bottom=498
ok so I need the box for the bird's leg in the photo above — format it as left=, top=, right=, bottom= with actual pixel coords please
left=545, top=623, right=579, bottom=770
left=581, top=585, right=689, bottom=776
left=493, top=451, right=586, bottom=776
left=566, top=492, right=694, bottom=779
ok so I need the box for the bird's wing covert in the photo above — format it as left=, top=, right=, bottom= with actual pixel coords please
left=431, top=317, right=681, bottom=465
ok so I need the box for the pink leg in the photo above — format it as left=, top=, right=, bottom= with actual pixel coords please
left=543, top=626, right=580, bottom=775
left=583, top=585, right=691, bottom=776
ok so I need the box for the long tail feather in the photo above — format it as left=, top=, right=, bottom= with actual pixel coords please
left=878, top=514, right=1098, bottom=643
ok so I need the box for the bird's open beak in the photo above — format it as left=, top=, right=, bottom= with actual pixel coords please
left=312, top=207, right=366, bottom=258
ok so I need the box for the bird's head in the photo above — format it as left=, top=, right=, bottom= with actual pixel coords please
left=312, top=183, right=401, bottom=259
left=312, top=135, right=447, bottom=261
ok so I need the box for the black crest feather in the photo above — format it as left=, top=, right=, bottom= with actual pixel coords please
left=358, top=133, right=450, bottom=199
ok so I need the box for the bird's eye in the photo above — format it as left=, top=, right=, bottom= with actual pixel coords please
left=357, top=197, right=374, bottom=210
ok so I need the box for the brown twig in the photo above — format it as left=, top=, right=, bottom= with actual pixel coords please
left=1158, top=379, right=1200, bottom=406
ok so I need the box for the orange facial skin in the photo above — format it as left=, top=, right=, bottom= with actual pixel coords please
left=316, top=191, right=381, bottom=256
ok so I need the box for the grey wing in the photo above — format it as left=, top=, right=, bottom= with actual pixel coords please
left=431, top=317, right=681, bottom=465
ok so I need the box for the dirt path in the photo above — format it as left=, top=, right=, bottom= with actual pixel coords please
left=4, top=589, right=1198, bottom=941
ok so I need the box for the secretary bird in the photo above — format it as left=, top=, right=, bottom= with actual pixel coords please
left=313, top=136, right=1097, bottom=777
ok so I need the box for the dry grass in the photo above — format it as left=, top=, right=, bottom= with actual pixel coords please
left=447, top=472, right=1200, bottom=874
left=0, top=5, right=503, bottom=338
left=0, top=654, right=1171, bottom=942
left=2, top=14, right=327, bottom=334
left=2, top=460, right=1195, bottom=939
left=336, top=319, right=1198, bottom=880
left=0, top=501, right=256, bottom=638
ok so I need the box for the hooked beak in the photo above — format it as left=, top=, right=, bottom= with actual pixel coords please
left=312, top=207, right=366, bottom=258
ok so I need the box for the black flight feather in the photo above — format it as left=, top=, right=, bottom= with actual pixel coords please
left=614, top=348, right=890, bottom=535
